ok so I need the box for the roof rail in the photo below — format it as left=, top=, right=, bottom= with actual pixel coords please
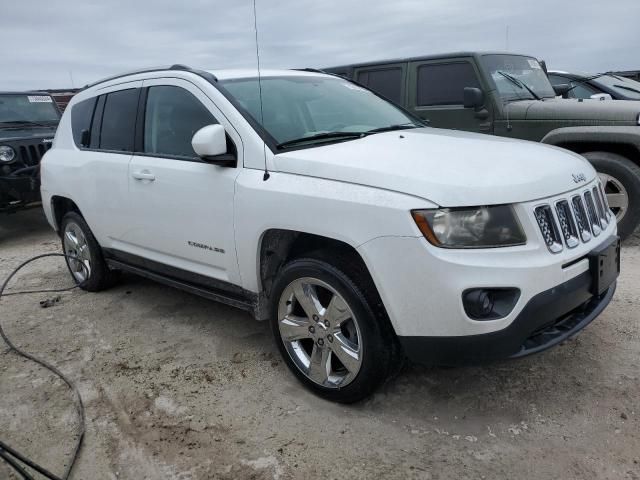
left=294, top=68, right=323, bottom=73
left=83, top=64, right=218, bottom=90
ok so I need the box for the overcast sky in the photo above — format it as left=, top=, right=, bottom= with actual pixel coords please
left=1, top=0, right=638, bottom=90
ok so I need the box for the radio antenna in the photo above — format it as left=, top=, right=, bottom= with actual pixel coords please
left=252, top=0, right=270, bottom=181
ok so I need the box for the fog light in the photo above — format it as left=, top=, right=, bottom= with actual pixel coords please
left=462, top=288, right=520, bottom=320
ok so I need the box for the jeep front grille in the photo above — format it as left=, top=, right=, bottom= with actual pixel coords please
left=535, top=182, right=611, bottom=253
left=18, top=142, right=50, bottom=166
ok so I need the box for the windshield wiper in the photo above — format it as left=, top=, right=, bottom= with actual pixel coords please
left=497, top=71, right=542, bottom=100
left=565, top=72, right=613, bottom=93
left=276, top=131, right=365, bottom=149
left=0, top=120, right=53, bottom=128
left=365, top=123, right=421, bottom=134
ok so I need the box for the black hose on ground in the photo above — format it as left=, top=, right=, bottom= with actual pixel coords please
left=0, top=253, right=87, bottom=480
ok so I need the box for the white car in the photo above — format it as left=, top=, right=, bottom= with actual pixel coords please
left=41, top=65, right=619, bottom=403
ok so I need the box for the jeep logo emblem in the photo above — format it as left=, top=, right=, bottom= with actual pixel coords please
left=42, top=138, right=53, bottom=145
left=572, top=173, right=587, bottom=183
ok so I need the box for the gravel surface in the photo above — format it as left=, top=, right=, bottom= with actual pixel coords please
left=1, top=209, right=639, bottom=480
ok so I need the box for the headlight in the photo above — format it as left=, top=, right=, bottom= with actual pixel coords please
left=412, top=205, right=526, bottom=248
left=0, top=145, right=16, bottom=163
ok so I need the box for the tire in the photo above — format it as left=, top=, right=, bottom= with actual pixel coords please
left=60, top=212, right=117, bottom=292
left=269, top=253, right=400, bottom=403
left=583, top=151, right=640, bottom=240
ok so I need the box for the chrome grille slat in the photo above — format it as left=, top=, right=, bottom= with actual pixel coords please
left=571, top=195, right=591, bottom=243
left=555, top=200, right=579, bottom=248
left=583, top=190, right=602, bottom=236
left=535, top=205, right=563, bottom=253
left=592, top=186, right=608, bottom=227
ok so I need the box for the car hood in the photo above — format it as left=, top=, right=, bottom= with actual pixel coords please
left=0, top=126, right=57, bottom=142
left=507, top=98, right=640, bottom=123
left=272, top=128, right=596, bottom=207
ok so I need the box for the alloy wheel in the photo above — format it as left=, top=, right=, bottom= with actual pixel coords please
left=277, top=277, right=363, bottom=388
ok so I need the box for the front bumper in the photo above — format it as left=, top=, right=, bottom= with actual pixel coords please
left=0, top=174, right=40, bottom=210
left=398, top=272, right=616, bottom=366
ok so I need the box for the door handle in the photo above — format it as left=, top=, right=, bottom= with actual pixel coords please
left=132, top=170, right=155, bottom=181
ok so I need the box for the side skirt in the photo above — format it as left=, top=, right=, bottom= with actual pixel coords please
left=104, top=254, right=258, bottom=315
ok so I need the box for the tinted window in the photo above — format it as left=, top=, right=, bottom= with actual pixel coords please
left=417, top=63, right=480, bottom=106
left=99, top=89, right=139, bottom=152
left=568, top=82, right=599, bottom=99
left=547, top=74, right=568, bottom=86
left=71, top=97, right=97, bottom=147
left=144, top=86, right=216, bottom=158
left=357, top=68, right=403, bottom=104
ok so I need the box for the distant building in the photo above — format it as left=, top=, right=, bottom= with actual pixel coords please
left=45, top=88, right=80, bottom=112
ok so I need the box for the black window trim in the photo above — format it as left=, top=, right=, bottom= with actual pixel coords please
left=354, top=64, right=407, bottom=105
left=414, top=60, right=482, bottom=108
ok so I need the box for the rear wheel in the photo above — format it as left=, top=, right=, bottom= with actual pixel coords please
left=60, top=212, right=117, bottom=291
left=584, top=151, right=640, bottom=240
left=270, top=255, right=399, bottom=403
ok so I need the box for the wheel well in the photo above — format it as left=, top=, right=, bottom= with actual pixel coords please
left=258, top=229, right=369, bottom=299
left=51, top=196, right=81, bottom=232
left=556, top=141, right=640, bottom=165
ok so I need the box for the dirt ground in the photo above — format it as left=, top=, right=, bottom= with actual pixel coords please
left=0, top=209, right=638, bottom=480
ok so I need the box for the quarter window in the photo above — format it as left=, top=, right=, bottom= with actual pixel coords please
left=357, top=68, right=403, bottom=104
left=143, top=86, right=217, bottom=158
left=99, top=89, right=139, bottom=152
left=71, top=97, right=97, bottom=148
left=416, top=62, right=480, bottom=106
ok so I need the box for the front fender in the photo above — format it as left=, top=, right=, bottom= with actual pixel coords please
left=233, top=169, right=436, bottom=293
left=541, top=126, right=640, bottom=149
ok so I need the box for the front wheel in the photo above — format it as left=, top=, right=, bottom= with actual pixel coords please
left=269, top=256, right=398, bottom=403
left=584, top=151, right=640, bottom=240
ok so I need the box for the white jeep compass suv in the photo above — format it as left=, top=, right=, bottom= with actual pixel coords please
left=41, top=65, right=620, bottom=403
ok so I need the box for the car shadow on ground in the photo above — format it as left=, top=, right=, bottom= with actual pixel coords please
left=0, top=207, right=51, bottom=245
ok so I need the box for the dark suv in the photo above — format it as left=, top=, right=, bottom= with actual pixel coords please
left=0, top=91, right=60, bottom=212
left=324, top=52, right=640, bottom=239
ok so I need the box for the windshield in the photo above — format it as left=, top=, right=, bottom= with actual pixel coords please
left=481, top=55, right=556, bottom=101
left=592, top=75, right=640, bottom=100
left=0, top=94, right=60, bottom=125
left=220, top=76, right=420, bottom=147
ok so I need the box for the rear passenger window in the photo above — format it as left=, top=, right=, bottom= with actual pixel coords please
left=99, top=89, right=139, bottom=152
left=357, top=68, right=403, bottom=104
left=143, top=86, right=217, bottom=158
left=71, top=97, right=97, bottom=148
left=417, top=63, right=480, bottom=106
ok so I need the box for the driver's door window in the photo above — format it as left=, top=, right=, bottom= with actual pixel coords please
left=144, top=86, right=217, bottom=159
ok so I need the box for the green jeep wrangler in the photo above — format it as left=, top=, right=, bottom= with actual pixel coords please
left=324, top=52, right=640, bottom=239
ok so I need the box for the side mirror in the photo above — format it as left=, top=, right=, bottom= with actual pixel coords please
left=590, top=93, right=613, bottom=101
left=463, top=87, right=484, bottom=109
left=553, top=83, right=571, bottom=97
left=192, top=124, right=236, bottom=166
